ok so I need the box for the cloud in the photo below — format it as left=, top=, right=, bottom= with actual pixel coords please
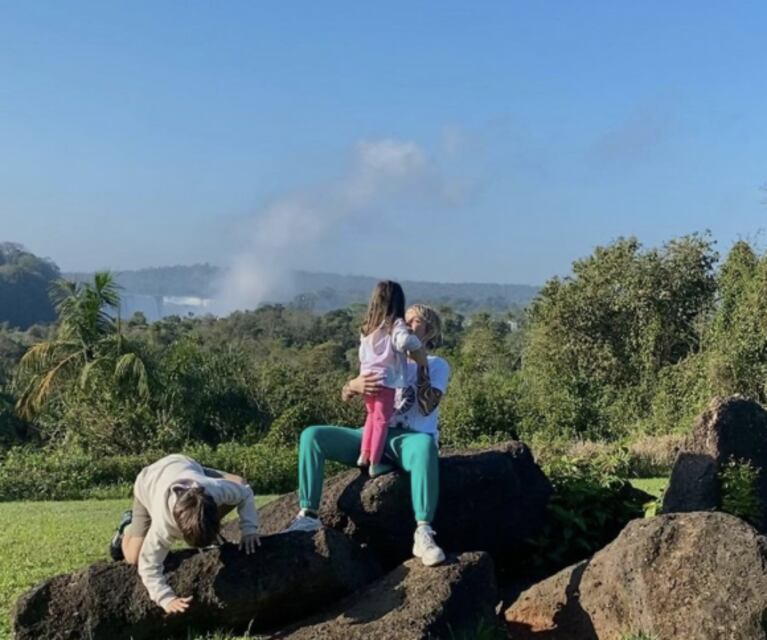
left=213, top=138, right=469, bottom=313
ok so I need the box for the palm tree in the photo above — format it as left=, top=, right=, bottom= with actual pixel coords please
left=15, top=272, right=149, bottom=419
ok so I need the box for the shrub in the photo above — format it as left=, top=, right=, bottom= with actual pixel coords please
left=0, top=442, right=315, bottom=501
left=440, top=371, right=521, bottom=447
left=720, top=458, right=762, bottom=527
left=525, top=455, right=648, bottom=573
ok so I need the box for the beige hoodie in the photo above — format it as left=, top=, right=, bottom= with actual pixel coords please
left=133, top=454, right=259, bottom=608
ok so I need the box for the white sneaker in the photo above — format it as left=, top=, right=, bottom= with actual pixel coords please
left=284, top=511, right=322, bottom=533
left=412, top=524, right=446, bottom=567
left=357, top=454, right=369, bottom=467
left=369, top=462, right=393, bottom=477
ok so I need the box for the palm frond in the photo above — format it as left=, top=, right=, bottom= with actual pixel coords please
left=78, top=359, right=102, bottom=390
left=92, top=271, right=121, bottom=309
left=114, top=352, right=151, bottom=399
left=15, top=351, right=83, bottom=418
left=17, top=340, right=79, bottom=374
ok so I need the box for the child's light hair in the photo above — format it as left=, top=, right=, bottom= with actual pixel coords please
left=407, top=304, right=442, bottom=350
left=361, top=280, right=406, bottom=337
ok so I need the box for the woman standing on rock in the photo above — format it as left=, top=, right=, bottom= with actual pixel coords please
left=285, top=303, right=450, bottom=567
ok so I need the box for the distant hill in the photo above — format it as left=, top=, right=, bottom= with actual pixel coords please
left=290, top=271, right=539, bottom=313
left=64, top=265, right=540, bottom=319
left=0, top=243, right=60, bottom=329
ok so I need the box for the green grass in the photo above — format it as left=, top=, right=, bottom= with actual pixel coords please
left=0, top=496, right=276, bottom=640
left=630, top=477, right=667, bottom=498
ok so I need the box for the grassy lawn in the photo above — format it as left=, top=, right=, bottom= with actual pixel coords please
left=630, top=477, right=668, bottom=498
left=0, top=497, right=276, bottom=640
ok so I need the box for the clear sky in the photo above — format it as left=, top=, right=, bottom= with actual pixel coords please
left=2, top=1, right=766, bottom=286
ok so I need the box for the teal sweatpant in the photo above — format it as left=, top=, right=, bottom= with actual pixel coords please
left=298, top=425, right=439, bottom=523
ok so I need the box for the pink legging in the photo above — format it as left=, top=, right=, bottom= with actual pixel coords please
left=361, top=387, right=396, bottom=465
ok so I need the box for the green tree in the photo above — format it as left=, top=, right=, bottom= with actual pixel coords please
left=0, top=243, right=60, bottom=329
left=521, top=234, right=718, bottom=439
left=14, top=272, right=149, bottom=421
left=705, top=241, right=767, bottom=401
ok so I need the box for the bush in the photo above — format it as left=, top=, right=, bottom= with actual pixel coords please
left=440, top=371, right=521, bottom=447
left=525, top=455, right=648, bottom=573
left=720, top=458, right=762, bottom=527
left=0, top=442, right=311, bottom=501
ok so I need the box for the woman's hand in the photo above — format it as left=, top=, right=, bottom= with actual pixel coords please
left=409, top=348, right=428, bottom=367
left=163, top=596, right=192, bottom=614
left=343, top=372, right=383, bottom=400
left=240, top=533, right=261, bottom=554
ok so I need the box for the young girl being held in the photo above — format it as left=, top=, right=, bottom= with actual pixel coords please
left=357, top=280, right=423, bottom=477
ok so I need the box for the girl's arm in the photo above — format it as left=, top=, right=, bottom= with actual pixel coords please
left=391, top=319, right=422, bottom=353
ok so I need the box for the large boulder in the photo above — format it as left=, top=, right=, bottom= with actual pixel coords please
left=662, top=395, right=767, bottom=530
left=13, top=529, right=381, bottom=640
left=276, top=552, right=502, bottom=640
left=505, top=512, right=767, bottom=640
left=225, top=440, right=552, bottom=571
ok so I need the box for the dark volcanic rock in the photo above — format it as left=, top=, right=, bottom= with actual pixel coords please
left=506, top=512, right=767, bottom=640
left=662, top=395, right=767, bottom=530
left=13, top=529, right=381, bottom=640
left=225, top=440, right=552, bottom=571
left=276, top=551, right=501, bottom=640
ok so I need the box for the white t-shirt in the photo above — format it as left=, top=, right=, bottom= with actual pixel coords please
left=388, top=355, right=451, bottom=443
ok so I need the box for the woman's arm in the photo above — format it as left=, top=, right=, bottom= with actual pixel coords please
left=416, top=364, right=444, bottom=416
left=341, top=371, right=383, bottom=402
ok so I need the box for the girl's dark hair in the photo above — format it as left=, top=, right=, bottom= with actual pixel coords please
left=172, top=486, right=220, bottom=548
left=361, top=280, right=406, bottom=336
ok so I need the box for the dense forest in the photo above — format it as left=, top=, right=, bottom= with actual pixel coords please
left=1, top=232, right=766, bottom=515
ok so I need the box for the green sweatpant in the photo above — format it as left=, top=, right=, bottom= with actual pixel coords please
left=298, top=425, right=439, bottom=523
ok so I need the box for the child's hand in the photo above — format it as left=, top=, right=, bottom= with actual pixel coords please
left=240, top=533, right=261, bottom=554
left=163, top=596, right=192, bottom=614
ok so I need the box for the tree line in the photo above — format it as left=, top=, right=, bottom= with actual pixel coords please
left=1, top=232, right=766, bottom=461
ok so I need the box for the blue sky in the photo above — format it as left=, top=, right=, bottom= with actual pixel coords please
left=1, top=1, right=766, bottom=286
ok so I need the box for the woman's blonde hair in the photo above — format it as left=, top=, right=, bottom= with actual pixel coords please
left=407, top=304, right=442, bottom=350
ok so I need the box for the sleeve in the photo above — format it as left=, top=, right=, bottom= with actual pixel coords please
left=391, top=319, right=422, bottom=353
left=137, top=527, right=176, bottom=609
left=416, top=357, right=451, bottom=416
left=428, top=357, right=451, bottom=393
left=204, top=479, right=260, bottom=537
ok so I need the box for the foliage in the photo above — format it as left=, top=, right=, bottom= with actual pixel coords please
left=520, top=234, right=718, bottom=440
left=719, top=458, right=762, bottom=527
left=0, top=442, right=304, bottom=501
left=704, top=241, right=767, bottom=403
left=4, top=233, right=767, bottom=500
left=13, top=272, right=150, bottom=427
left=525, top=455, right=648, bottom=573
left=447, top=617, right=506, bottom=640
left=0, top=242, right=60, bottom=329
